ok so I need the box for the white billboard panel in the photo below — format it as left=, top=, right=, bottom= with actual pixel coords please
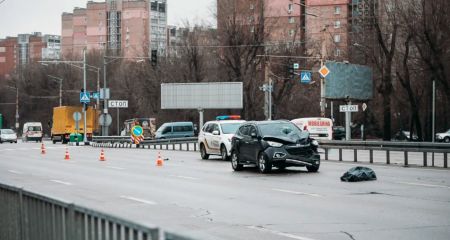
left=161, top=82, right=243, bottom=109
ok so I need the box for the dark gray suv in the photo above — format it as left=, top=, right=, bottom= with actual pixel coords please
left=230, top=120, right=320, bottom=173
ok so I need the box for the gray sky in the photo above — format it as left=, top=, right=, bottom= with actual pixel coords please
left=0, top=0, right=215, bottom=39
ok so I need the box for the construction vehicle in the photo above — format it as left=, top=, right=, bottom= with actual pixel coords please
left=51, top=106, right=99, bottom=144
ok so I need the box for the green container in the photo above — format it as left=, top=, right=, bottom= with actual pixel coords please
left=0, top=114, right=3, bottom=129
left=69, top=133, right=83, bottom=142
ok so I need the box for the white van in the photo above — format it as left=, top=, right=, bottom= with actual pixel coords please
left=291, top=118, right=333, bottom=140
left=22, top=122, right=43, bottom=142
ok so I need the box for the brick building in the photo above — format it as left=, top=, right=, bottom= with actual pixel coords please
left=0, top=33, right=61, bottom=78
left=61, top=0, right=167, bottom=58
left=217, top=0, right=378, bottom=61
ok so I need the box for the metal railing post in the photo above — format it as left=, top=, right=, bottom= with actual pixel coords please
left=325, top=148, right=329, bottom=160
left=423, top=152, right=427, bottom=167
left=354, top=149, right=357, bottom=162
left=404, top=151, right=409, bottom=166
left=386, top=150, right=390, bottom=164
left=339, top=148, right=342, bottom=161
left=369, top=149, right=373, bottom=164
left=445, top=153, right=448, bottom=168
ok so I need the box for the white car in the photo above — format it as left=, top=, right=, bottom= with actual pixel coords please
left=436, top=129, right=450, bottom=143
left=198, top=119, right=246, bottom=160
left=0, top=129, right=18, bottom=144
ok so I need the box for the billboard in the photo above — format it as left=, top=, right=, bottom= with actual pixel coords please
left=161, top=82, right=243, bottom=109
left=324, top=62, right=373, bottom=100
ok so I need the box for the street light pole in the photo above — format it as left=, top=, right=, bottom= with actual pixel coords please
left=15, top=87, right=19, bottom=129
left=102, top=55, right=108, bottom=136
left=83, top=49, right=88, bottom=144
left=48, top=75, right=63, bottom=107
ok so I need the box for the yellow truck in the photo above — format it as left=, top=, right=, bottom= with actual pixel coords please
left=51, top=106, right=100, bottom=144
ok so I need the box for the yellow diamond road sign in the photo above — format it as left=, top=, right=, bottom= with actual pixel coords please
left=319, top=65, right=330, bottom=78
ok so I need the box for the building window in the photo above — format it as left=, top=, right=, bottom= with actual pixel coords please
left=334, top=34, right=341, bottom=43
left=334, top=21, right=341, bottom=28
left=335, top=48, right=341, bottom=57
left=289, top=17, right=295, bottom=24
left=288, top=4, right=293, bottom=13
left=289, top=29, right=295, bottom=36
left=335, top=6, right=341, bottom=15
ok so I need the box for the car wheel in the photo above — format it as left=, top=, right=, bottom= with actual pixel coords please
left=200, top=144, right=209, bottom=160
left=231, top=151, right=243, bottom=171
left=221, top=145, right=229, bottom=161
left=258, top=152, right=272, bottom=174
left=445, top=137, right=450, bottom=143
left=306, top=164, right=320, bottom=173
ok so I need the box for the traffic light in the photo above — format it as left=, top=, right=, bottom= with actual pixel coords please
left=151, top=49, right=157, bottom=66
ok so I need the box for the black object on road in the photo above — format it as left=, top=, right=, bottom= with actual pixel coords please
left=341, top=166, right=377, bottom=182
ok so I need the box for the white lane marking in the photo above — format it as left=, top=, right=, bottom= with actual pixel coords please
left=50, top=180, right=72, bottom=186
left=120, top=196, right=157, bottom=205
left=272, top=188, right=322, bottom=197
left=106, top=166, right=125, bottom=170
left=8, top=170, right=23, bottom=175
left=247, top=226, right=317, bottom=240
left=169, top=175, right=200, bottom=180
left=396, top=182, right=450, bottom=189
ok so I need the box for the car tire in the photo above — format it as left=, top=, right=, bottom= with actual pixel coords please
left=258, top=152, right=272, bottom=174
left=231, top=150, right=243, bottom=171
left=306, top=165, right=320, bottom=173
left=445, top=137, right=450, bottom=143
left=200, top=143, right=209, bottom=160
left=221, top=145, right=229, bottom=161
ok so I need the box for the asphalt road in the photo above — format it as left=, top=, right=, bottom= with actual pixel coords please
left=1, top=141, right=449, bottom=240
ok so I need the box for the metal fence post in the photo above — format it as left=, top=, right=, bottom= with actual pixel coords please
left=386, top=150, right=390, bottom=164
left=187, top=143, right=190, bottom=151
left=444, top=153, right=448, bottom=168
left=339, top=148, right=342, bottom=161
left=325, top=148, right=328, bottom=160
left=194, top=143, right=197, bottom=151
left=354, top=149, right=357, bottom=162
left=404, top=151, right=408, bottom=166
left=423, top=152, right=427, bottom=167
left=369, top=149, right=373, bottom=164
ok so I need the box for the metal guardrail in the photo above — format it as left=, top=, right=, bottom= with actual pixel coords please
left=92, top=136, right=199, bottom=152
left=0, top=183, right=194, bottom=240
left=319, top=140, right=449, bottom=168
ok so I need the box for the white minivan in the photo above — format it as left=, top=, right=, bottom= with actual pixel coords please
left=291, top=118, right=333, bottom=140
left=22, top=122, right=43, bottom=142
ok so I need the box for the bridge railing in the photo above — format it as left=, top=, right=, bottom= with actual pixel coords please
left=92, top=136, right=199, bottom=152
left=0, top=183, right=194, bottom=240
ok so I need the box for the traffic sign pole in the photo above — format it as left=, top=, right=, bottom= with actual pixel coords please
left=346, top=101, right=352, bottom=141
left=83, top=49, right=88, bottom=144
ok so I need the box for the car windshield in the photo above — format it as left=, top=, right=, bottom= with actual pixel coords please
left=221, top=123, right=243, bottom=134
left=1, top=129, right=15, bottom=134
left=28, top=126, right=41, bottom=131
left=259, top=122, right=302, bottom=137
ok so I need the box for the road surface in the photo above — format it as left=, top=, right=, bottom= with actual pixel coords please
left=1, top=141, right=449, bottom=240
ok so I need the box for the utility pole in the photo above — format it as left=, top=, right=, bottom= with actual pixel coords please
left=102, top=55, right=109, bottom=136
left=15, top=87, right=19, bottom=130
left=262, top=59, right=273, bottom=120
left=83, top=49, right=88, bottom=144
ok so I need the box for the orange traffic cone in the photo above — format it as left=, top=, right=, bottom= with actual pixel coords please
left=156, top=152, right=163, bottom=167
left=64, top=148, right=70, bottom=160
left=99, top=149, right=106, bottom=161
left=41, top=143, right=46, bottom=155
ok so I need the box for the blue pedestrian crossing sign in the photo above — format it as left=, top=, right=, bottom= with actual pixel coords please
left=92, top=92, right=99, bottom=99
left=80, top=92, right=91, bottom=103
left=300, top=71, right=312, bottom=84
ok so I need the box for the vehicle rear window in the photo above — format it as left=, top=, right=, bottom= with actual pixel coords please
left=259, top=122, right=301, bottom=137
left=28, top=126, right=41, bottom=131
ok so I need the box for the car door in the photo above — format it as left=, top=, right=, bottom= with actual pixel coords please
left=247, top=125, right=261, bottom=163
left=208, top=123, right=221, bottom=154
left=238, top=125, right=253, bottom=161
left=232, top=125, right=247, bottom=160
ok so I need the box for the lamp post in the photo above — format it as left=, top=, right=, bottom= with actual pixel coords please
left=47, top=75, right=63, bottom=106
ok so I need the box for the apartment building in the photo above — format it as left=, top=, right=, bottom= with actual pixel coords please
left=217, top=0, right=378, bottom=61
left=61, top=0, right=166, bottom=58
left=0, top=33, right=61, bottom=78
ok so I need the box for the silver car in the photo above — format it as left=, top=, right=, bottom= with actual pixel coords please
left=0, top=129, right=18, bottom=143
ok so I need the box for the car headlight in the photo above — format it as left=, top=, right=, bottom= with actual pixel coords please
left=311, top=140, right=319, bottom=146
left=267, top=141, right=283, bottom=147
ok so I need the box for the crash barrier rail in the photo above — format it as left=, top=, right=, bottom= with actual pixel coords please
left=92, top=136, right=199, bottom=152
left=319, top=140, right=449, bottom=168
left=0, top=183, right=193, bottom=240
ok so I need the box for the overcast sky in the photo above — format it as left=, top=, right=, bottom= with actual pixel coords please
left=0, top=0, right=215, bottom=39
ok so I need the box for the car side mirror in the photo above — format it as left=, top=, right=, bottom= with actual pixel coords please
left=212, top=130, right=220, bottom=135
